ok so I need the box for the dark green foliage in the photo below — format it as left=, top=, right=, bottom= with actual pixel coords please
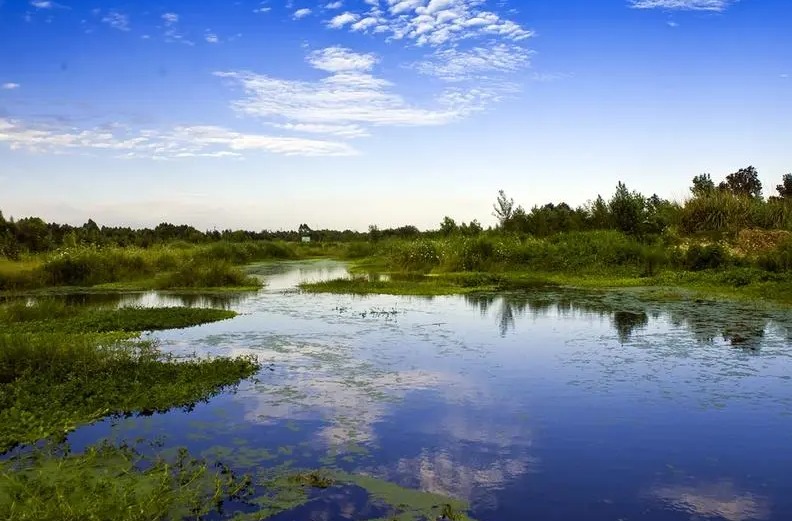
left=777, top=174, right=792, bottom=199
left=439, top=216, right=458, bottom=236
left=718, top=166, right=763, bottom=198
left=691, top=173, right=716, bottom=196
left=757, top=238, right=792, bottom=272
left=155, top=260, right=260, bottom=289
left=684, top=244, right=729, bottom=271
left=609, top=182, right=646, bottom=236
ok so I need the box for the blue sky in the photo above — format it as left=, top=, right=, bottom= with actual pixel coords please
left=0, top=0, right=790, bottom=230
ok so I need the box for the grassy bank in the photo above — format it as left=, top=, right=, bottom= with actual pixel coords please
left=0, top=241, right=301, bottom=292
left=300, top=231, right=792, bottom=305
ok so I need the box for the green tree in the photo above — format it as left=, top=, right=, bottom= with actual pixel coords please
left=718, top=166, right=763, bottom=198
left=691, top=174, right=715, bottom=197
left=492, top=190, right=515, bottom=229
left=439, top=216, right=458, bottom=236
left=777, top=174, right=792, bottom=199
left=608, top=182, right=646, bottom=236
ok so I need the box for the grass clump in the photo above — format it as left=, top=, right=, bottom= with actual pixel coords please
left=154, top=260, right=261, bottom=290
left=5, top=307, right=236, bottom=334
left=335, top=472, right=474, bottom=521
left=0, top=443, right=252, bottom=521
left=0, top=334, right=259, bottom=452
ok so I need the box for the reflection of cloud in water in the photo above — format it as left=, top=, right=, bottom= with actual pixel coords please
left=653, top=480, right=771, bottom=521
left=383, top=449, right=533, bottom=511
left=224, top=334, right=469, bottom=447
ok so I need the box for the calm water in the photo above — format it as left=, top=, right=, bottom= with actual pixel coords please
left=68, top=260, right=792, bottom=521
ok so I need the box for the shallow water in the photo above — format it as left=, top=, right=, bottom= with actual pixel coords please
left=68, top=260, right=792, bottom=521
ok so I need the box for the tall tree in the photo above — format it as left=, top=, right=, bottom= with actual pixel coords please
left=718, top=166, right=763, bottom=198
left=492, top=190, right=515, bottom=229
left=776, top=174, right=792, bottom=199
left=690, top=173, right=715, bottom=196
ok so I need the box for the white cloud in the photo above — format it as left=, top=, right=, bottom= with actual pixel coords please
left=667, top=20, right=680, bottom=26
left=162, top=12, right=179, bottom=24
left=1, top=83, right=20, bottom=90
left=205, top=32, right=219, bottom=43
left=30, top=0, right=55, bottom=8
left=412, top=44, right=532, bottom=81
left=271, top=123, right=369, bottom=138
left=0, top=118, right=355, bottom=158
left=307, top=46, right=379, bottom=72
left=214, top=46, right=511, bottom=147
left=328, top=11, right=359, bottom=28
left=161, top=12, right=192, bottom=45
left=293, top=8, right=312, bottom=19
left=630, top=0, right=733, bottom=11
left=328, top=0, right=533, bottom=46
left=101, top=11, right=130, bottom=31
left=325, top=1, right=343, bottom=8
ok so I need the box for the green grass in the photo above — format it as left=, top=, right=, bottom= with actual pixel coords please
left=0, top=301, right=257, bottom=453
left=0, top=443, right=252, bottom=521
left=0, top=303, right=236, bottom=333
left=0, top=241, right=296, bottom=292
left=0, top=334, right=258, bottom=452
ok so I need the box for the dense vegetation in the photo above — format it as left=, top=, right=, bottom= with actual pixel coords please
left=3, top=166, right=792, bottom=301
left=0, top=301, right=254, bottom=452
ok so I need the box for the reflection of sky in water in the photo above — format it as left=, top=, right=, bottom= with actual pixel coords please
left=68, top=260, right=792, bottom=521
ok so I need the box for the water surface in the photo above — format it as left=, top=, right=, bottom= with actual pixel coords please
left=69, top=260, right=792, bottom=521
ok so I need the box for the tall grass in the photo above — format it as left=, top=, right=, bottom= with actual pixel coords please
left=0, top=241, right=298, bottom=290
left=377, top=231, right=659, bottom=274
left=680, top=192, right=792, bottom=234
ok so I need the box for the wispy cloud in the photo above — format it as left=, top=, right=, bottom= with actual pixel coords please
left=630, top=0, right=733, bottom=11
left=325, top=1, right=343, bottom=8
left=411, top=44, right=532, bottom=81
left=29, top=0, right=64, bottom=9
left=214, top=46, right=508, bottom=144
left=0, top=118, right=355, bottom=158
left=101, top=11, right=130, bottom=32
left=205, top=32, right=219, bottom=43
left=293, top=8, right=312, bottom=19
left=162, top=12, right=179, bottom=24
left=1, top=83, right=20, bottom=90
left=327, top=0, right=533, bottom=46
left=161, top=12, right=193, bottom=45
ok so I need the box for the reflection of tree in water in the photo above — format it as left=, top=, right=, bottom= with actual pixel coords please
left=612, top=311, right=649, bottom=343
left=464, top=289, right=787, bottom=348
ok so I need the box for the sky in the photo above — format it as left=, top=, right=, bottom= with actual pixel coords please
left=0, top=0, right=790, bottom=231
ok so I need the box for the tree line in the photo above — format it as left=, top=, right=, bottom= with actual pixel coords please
left=1, top=166, right=790, bottom=258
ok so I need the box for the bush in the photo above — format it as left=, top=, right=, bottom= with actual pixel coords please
left=155, top=260, right=260, bottom=289
left=757, top=238, right=792, bottom=272
left=684, top=244, right=729, bottom=271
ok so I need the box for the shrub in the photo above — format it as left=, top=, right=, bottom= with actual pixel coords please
left=155, top=260, right=260, bottom=289
left=757, top=238, right=792, bottom=272
left=684, top=244, right=729, bottom=271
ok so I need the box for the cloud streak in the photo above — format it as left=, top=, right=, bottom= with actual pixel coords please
left=630, top=0, right=734, bottom=11
left=0, top=118, right=356, bottom=158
